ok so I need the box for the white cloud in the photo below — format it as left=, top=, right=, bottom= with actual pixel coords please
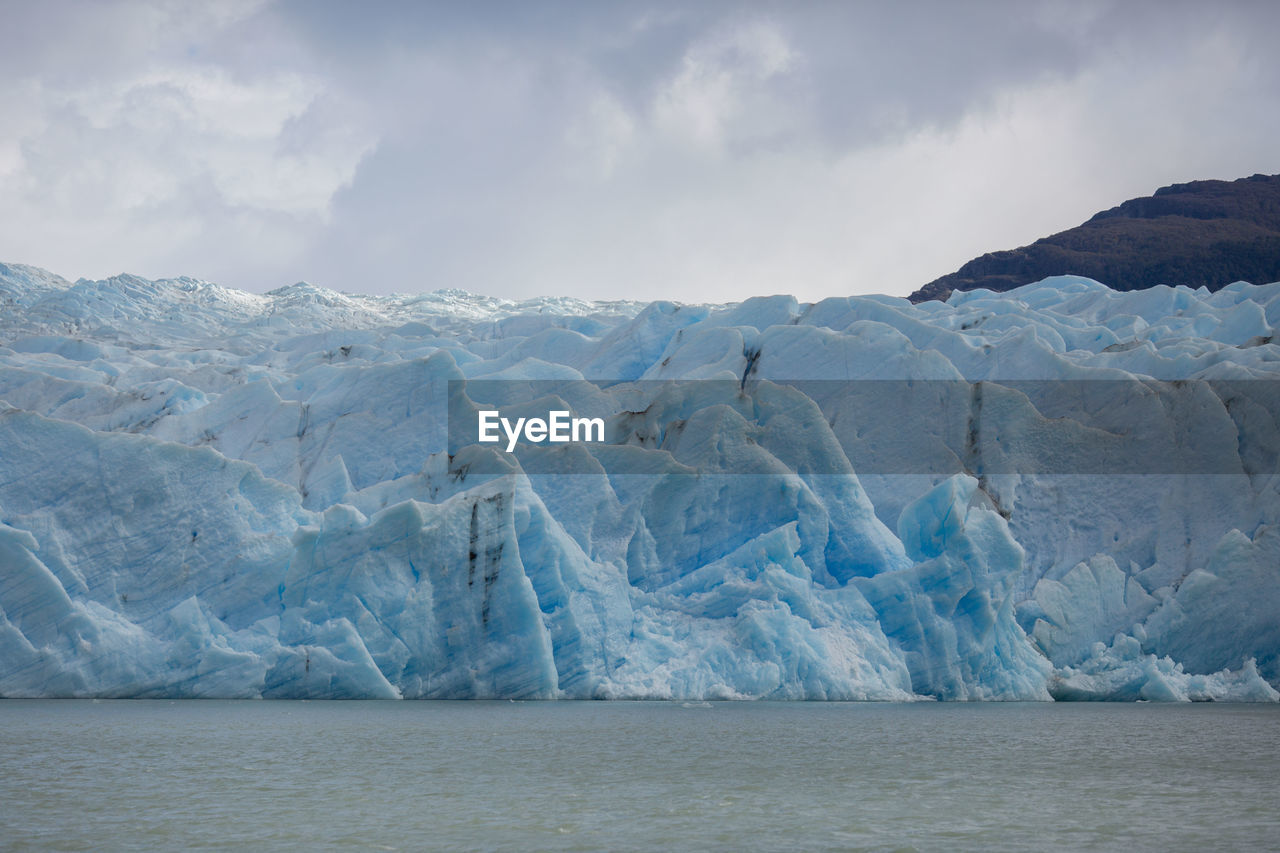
left=565, top=91, right=637, bottom=179
left=0, top=36, right=375, bottom=283
left=652, top=20, right=798, bottom=150
left=486, top=19, right=1280, bottom=303
left=0, top=80, right=45, bottom=180
left=1, top=2, right=1277, bottom=299
left=42, top=66, right=373, bottom=217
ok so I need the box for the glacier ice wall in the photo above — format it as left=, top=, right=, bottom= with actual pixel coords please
left=1, top=262, right=1278, bottom=701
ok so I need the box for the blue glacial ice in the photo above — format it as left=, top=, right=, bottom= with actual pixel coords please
left=1, top=262, right=1278, bottom=701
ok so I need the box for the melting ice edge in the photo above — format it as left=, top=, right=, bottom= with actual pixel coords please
left=1, top=263, right=1279, bottom=702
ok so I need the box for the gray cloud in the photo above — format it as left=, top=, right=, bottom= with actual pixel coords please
left=1, top=0, right=1278, bottom=301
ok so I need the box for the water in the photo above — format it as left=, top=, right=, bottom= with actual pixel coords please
left=1, top=701, right=1277, bottom=851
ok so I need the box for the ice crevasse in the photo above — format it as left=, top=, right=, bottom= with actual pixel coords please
left=0, top=262, right=1277, bottom=701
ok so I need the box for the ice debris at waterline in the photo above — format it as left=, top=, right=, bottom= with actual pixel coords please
left=0, top=262, right=1278, bottom=702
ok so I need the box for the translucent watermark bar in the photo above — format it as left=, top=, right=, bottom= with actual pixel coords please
left=445, top=379, right=1280, bottom=476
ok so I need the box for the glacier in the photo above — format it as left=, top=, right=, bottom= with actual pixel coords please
left=1, top=260, right=1278, bottom=701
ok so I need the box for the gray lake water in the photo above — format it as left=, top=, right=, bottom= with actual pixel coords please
left=1, top=700, right=1277, bottom=851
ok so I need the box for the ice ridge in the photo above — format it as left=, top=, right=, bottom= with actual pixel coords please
left=1, top=268, right=1278, bottom=701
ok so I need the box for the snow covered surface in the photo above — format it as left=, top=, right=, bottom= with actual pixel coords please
left=1, top=261, right=1278, bottom=701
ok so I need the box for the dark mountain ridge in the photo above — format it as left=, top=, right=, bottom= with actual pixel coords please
left=909, top=173, right=1280, bottom=302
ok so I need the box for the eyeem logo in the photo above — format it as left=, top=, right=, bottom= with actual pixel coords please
left=478, top=410, right=606, bottom=452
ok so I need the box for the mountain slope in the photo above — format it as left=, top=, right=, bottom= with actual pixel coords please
left=910, top=173, right=1280, bottom=302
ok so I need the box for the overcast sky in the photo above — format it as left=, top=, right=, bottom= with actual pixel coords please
left=1, top=0, right=1277, bottom=301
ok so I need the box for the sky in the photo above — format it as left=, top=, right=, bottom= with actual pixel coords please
left=1, top=0, right=1278, bottom=302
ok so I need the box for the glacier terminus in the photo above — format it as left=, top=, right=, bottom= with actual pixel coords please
left=1, top=261, right=1278, bottom=703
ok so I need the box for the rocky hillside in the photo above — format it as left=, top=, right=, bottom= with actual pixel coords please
left=910, top=173, right=1280, bottom=302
